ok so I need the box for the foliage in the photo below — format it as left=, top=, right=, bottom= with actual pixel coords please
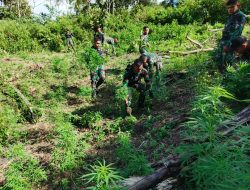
left=81, top=160, right=123, bottom=190
left=224, top=63, right=250, bottom=100
left=51, top=112, right=89, bottom=172
left=115, top=85, right=129, bottom=102
left=80, top=111, right=103, bottom=128
left=177, top=70, right=250, bottom=189
left=83, top=47, right=106, bottom=71
left=183, top=86, right=234, bottom=142
left=0, top=105, right=21, bottom=145
left=116, top=132, right=153, bottom=177
left=2, top=144, right=47, bottom=190
left=0, top=0, right=31, bottom=19
left=52, top=58, right=69, bottom=75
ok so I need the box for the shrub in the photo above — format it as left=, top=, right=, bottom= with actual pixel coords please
left=0, top=105, right=21, bottom=145
left=116, top=132, right=153, bottom=177
left=3, top=144, right=47, bottom=190
left=81, top=160, right=123, bottom=190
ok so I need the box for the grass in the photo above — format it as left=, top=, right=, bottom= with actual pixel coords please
left=0, top=20, right=249, bottom=190
left=2, top=144, right=47, bottom=190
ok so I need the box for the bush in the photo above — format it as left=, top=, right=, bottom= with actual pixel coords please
left=0, top=105, right=21, bottom=145
left=3, top=144, right=47, bottom=190
left=116, top=132, right=153, bottom=177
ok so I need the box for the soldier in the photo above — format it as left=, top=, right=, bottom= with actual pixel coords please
left=123, top=59, right=151, bottom=115
left=94, top=26, right=105, bottom=44
left=229, top=36, right=250, bottom=60
left=139, top=26, right=150, bottom=54
left=105, top=36, right=119, bottom=55
left=216, top=0, right=246, bottom=72
left=65, top=29, right=75, bottom=51
left=140, top=53, right=163, bottom=96
left=90, top=38, right=106, bottom=98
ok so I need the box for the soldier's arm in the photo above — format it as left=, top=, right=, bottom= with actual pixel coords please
left=230, top=14, right=247, bottom=41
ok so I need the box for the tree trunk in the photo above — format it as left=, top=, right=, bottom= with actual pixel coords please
left=217, top=105, right=250, bottom=136
left=128, top=159, right=181, bottom=190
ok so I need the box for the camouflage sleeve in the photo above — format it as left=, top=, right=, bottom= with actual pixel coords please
left=141, top=69, right=151, bottom=89
left=230, top=14, right=246, bottom=42
left=123, top=70, right=130, bottom=84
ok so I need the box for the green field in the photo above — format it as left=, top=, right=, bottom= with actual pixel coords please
left=0, top=1, right=250, bottom=190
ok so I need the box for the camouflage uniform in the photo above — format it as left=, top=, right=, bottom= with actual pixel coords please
left=139, top=34, right=149, bottom=54
left=105, top=37, right=116, bottom=54
left=216, top=10, right=246, bottom=71
left=123, top=64, right=151, bottom=107
left=94, top=32, right=105, bottom=44
left=65, top=32, right=74, bottom=50
left=143, top=52, right=163, bottom=95
left=91, top=46, right=106, bottom=97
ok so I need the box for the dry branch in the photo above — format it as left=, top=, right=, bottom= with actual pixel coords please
left=217, top=105, right=250, bottom=136
left=186, top=34, right=203, bottom=48
left=169, top=48, right=214, bottom=55
left=128, top=159, right=181, bottom=190
left=209, top=28, right=223, bottom=32
left=11, top=85, right=38, bottom=123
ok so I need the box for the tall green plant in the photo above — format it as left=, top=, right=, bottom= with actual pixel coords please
left=81, top=160, right=123, bottom=190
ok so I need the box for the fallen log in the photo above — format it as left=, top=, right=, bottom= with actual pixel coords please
left=128, top=159, right=181, bottom=190
left=127, top=105, right=250, bottom=190
left=217, top=105, right=250, bottom=136
left=169, top=48, right=214, bottom=55
left=186, top=34, right=203, bottom=48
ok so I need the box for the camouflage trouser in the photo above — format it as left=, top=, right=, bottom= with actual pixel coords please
left=66, top=38, right=74, bottom=49
left=90, top=65, right=105, bottom=97
left=127, top=83, right=147, bottom=107
left=215, top=40, right=235, bottom=73
left=147, top=56, right=163, bottom=93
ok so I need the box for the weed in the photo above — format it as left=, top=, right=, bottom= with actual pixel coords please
left=78, top=86, right=92, bottom=97
left=52, top=58, right=69, bottom=75
left=3, top=144, right=47, bottom=190
left=51, top=112, right=89, bottom=172
left=80, top=111, right=103, bottom=128
left=0, top=105, right=21, bottom=145
left=116, top=132, right=153, bottom=177
left=81, top=160, right=123, bottom=190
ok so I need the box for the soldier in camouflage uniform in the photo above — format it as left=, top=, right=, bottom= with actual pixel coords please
left=105, top=36, right=119, bottom=55
left=139, top=26, right=150, bottom=54
left=94, top=26, right=105, bottom=44
left=216, top=0, right=246, bottom=72
left=229, top=36, right=250, bottom=61
left=140, top=52, right=163, bottom=96
left=65, top=30, right=75, bottom=51
left=91, top=38, right=106, bottom=98
left=123, top=59, right=151, bottom=115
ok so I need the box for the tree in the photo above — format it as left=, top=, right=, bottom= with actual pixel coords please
left=0, top=0, right=31, bottom=18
